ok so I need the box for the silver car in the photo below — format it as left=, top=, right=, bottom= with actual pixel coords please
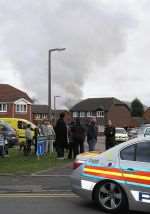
left=71, top=137, right=150, bottom=213
left=138, top=124, right=150, bottom=137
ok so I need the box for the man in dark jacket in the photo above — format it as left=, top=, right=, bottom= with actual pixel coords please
left=104, top=120, right=116, bottom=150
left=87, top=120, right=97, bottom=151
left=72, top=119, right=86, bottom=158
left=55, top=111, right=69, bottom=159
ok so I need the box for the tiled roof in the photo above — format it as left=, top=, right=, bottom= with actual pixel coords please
left=71, top=97, right=124, bottom=112
left=32, top=105, right=65, bottom=115
left=0, top=84, right=32, bottom=103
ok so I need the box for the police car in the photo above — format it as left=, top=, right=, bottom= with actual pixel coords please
left=71, top=137, right=150, bottom=213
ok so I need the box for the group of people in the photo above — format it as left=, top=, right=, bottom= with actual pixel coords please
left=24, top=112, right=116, bottom=159
left=55, top=111, right=98, bottom=160
left=0, top=109, right=116, bottom=159
left=24, top=121, right=55, bottom=156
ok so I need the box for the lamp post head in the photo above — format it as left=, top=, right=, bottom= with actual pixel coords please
left=49, top=48, right=66, bottom=52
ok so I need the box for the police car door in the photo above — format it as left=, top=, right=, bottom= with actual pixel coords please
left=119, top=140, right=150, bottom=206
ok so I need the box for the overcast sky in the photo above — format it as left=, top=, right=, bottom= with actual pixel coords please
left=0, top=0, right=150, bottom=108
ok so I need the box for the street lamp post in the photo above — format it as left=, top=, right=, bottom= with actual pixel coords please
left=48, top=48, right=66, bottom=120
left=54, top=95, right=61, bottom=123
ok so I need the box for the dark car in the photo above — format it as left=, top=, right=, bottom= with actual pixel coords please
left=0, top=121, right=18, bottom=147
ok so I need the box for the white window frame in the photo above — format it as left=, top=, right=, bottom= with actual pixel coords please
left=42, top=114, right=48, bottom=119
left=35, top=114, right=41, bottom=119
left=16, top=104, right=27, bottom=113
left=87, top=112, right=93, bottom=117
left=80, top=112, right=86, bottom=118
left=0, top=103, right=7, bottom=112
left=96, top=111, right=104, bottom=118
left=73, top=112, right=78, bottom=118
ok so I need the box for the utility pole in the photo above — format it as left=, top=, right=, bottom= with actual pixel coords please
left=54, top=95, right=61, bottom=123
left=48, top=48, right=66, bottom=120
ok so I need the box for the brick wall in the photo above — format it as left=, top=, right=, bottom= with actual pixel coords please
left=0, top=104, right=32, bottom=121
left=107, top=105, right=132, bottom=127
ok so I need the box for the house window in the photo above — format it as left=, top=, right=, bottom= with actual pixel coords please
left=35, top=114, right=41, bottom=119
left=97, top=111, right=104, bottom=118
left=42, top=114, right=48, bottom=119
left=73, top=112, right=78, bottom=118
left=80, top=112, right=86, bottom=117
left=35, top=114, right=48, bottom=120
left=87, top=112, right=93, bottom=117
left=0, top=104, right=7, bottom=112
left=16, top=104, right=27, bottom=113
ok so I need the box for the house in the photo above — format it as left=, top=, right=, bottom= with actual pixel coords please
left=32, top=104, right=64, bottom=125
left=130, top=117, right=146, bottom=127
left=0, top=84, right=33, bottom=121
left=143, top=108, right=150, bottom=124
left=71, top=97, right=132, bottom=132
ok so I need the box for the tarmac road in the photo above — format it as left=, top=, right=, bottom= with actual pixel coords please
left=0, top=193, right=105, bottom=214
left=0, top=193, right=142, bottom=214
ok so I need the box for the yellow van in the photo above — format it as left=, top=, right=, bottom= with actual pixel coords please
left=0, top=118, right=36, bottom=144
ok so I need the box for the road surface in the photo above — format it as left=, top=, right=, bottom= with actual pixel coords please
left=0, top=193, right=141, bottom=214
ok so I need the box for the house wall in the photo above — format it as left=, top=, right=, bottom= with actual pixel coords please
left=14, top=104, right=31, bottom=121
left=0, top=103, right=13, bottom=118
left=107, top=105, right=132, bottom=127
left=0, top=103, right=32, bottom=121
left=143, top=109, right=150, bottom=123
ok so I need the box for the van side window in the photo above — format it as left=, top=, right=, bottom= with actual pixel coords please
left=0, top=125, right=5, bottom=131
left=18, top=121, right=27, bottom=129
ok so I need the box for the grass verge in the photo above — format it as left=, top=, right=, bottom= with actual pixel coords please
left=0, top=147, right=71, bottom=175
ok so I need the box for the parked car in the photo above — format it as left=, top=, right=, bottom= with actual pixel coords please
left=137, top=124, right=150, bottom=137
left=128, top=128, right=138, bottom=139
left=0, top=121, right=18, bottom=147
left=115, top=127, right=128, bottom=143
left=71, top=137, right=150, bottom=213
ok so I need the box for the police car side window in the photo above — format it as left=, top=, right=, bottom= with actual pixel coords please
left=120, top=145, right=136, bottom=161
left=136, top=142, right=150, bottom=163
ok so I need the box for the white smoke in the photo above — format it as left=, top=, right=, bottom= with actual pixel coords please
left=0, top=0, right=135, bottom=107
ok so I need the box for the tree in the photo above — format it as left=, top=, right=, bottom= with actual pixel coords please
left=131, top=98, right=144, bottom=117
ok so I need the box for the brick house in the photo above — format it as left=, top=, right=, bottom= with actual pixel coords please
left=32, top=104, right=64, bottom=125
left=143, top=108, right=150, bottom=124
left=71, top=97, right=132, bottom=132
left=0, top=84, right=33, bottom=121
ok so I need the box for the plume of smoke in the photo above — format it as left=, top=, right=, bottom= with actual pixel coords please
left=0, top=0, right=133, bottom=107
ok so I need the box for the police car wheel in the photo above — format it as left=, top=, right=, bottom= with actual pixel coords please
left=94, top=181, right=128, bottom=213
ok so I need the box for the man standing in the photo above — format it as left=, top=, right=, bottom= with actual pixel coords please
left=87, top=120, right=97, bottom=151
left=55, top=111, right=69, bottom=159
left=72, top=119, right=86, bottom=158
left=0, top=127, right=5, bottom=157
left=25, top=124, right=33, bottom=155
left=104, top=120, right=116, bottom=150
